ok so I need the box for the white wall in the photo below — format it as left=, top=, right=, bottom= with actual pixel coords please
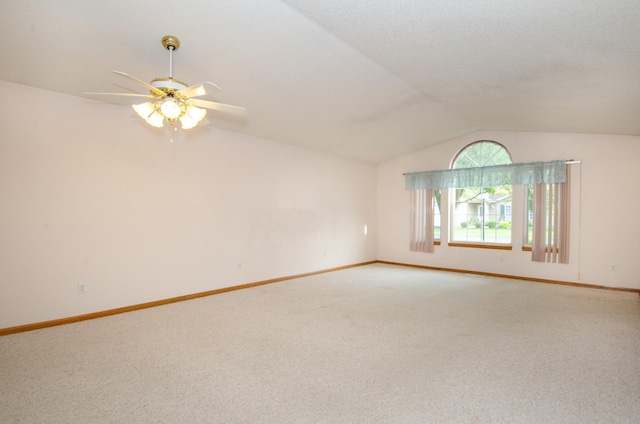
left=0, top=81, right=377, bottom=328
left=377, top=130, right=640, bottom=290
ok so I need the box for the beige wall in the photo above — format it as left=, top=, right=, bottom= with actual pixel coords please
left=0, top=81, right=377, bottom=328
left=377, top=130, right=640, bottom=290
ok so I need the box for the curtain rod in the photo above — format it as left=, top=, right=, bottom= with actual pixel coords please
left=402, top=160, right=581, bottom=175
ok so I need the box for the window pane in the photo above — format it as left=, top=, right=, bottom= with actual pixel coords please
left=526, top=183, right=558, bottom=247
left=434, top=189, right=441, bottom=240
left=453, top=141, right=512, bottom=169
left=526, top=185, right=534, bottom=245
left=452, top=186, right=512, bottom=243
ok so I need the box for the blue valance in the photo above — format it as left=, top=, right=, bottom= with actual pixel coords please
left=405, top=160, right=567, bottom=190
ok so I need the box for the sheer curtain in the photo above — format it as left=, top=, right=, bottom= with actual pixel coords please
left=410, top=189, right=434, bottom=253
left=532, top=167, right=570, bottom=263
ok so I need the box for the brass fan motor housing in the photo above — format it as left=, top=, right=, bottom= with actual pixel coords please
left=150, top=77, right=189, bottom=100
left=161, top=35, right=180, bottom=51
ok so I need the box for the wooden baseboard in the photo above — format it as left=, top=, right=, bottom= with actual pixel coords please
left=376, top=260, right=640, bottom=294
left=3, top=260, right=637, bottom=336
left=0, top=261, right=376, bottom=336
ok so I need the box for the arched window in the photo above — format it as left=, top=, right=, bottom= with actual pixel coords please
left=450, top=141, right=512, bottom=244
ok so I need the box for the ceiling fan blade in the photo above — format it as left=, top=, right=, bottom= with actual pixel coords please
left=112, top=70, right=166, bottom=98
left=191, top=99, right=246, bottom=115
left=205, top=81, right=221, bottom=91
left=177, top=81, right=221, bottom=99
left=84, top=92, right=155, bottom=98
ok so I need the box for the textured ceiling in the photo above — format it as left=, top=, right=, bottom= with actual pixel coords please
left=1, top=0, right=639, bottom=163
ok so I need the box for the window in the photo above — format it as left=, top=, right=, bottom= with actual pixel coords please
left=406, top=148, right=570, bottom=259
left=525, top=186, right=534, bottom=245
left=434, top=189, right=441, bottom=241
left=526, top=184, right=562, bottom=248
left=450, top=141, right=512, bottom=244
left=527, top=177, right=571, bottom=263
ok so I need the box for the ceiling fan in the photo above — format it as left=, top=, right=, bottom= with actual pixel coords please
left=86, top=35, right=246, bottom=130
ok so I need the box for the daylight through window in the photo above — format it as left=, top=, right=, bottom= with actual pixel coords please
left=450, top=141, right=512, bottom=244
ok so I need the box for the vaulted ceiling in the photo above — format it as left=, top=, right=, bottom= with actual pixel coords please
left=1, top=0, right=639, bottom=163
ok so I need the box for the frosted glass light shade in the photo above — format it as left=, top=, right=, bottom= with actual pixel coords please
left=133, top=100, right=205, bottom=129
left=132, top=102, right=155, bottom=119
left=179, top=114, right=196, bottom=129
left=180, top=105, right=206, bottom=129
left=146, top=111, right=165, bottom=128
left=186, top=105, right=206, bottom=122
left=160, top=98, right=182, bottom=119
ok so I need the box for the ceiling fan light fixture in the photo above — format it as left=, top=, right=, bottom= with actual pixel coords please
left=179, top=114, right=197, bottom=130
left=88, top=35, right=246, bottom=133
left=180, top=105, right=207, bottom=129
left=187, top=104, right=206, bottom=121
left=160, top=98, right=182, bottom=120
left=146, top=110, right=165, bottom=128
left=132, top=102, right=156, bottom=119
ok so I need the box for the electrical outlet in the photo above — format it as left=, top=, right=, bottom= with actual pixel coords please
left=78, top=283, right=87, bottom=294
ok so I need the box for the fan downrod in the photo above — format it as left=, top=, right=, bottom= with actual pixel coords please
left=161, top=35, right=180, bottom=51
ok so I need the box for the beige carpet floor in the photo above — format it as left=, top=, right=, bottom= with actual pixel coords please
left=1, top=263, right=639, bottom=423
